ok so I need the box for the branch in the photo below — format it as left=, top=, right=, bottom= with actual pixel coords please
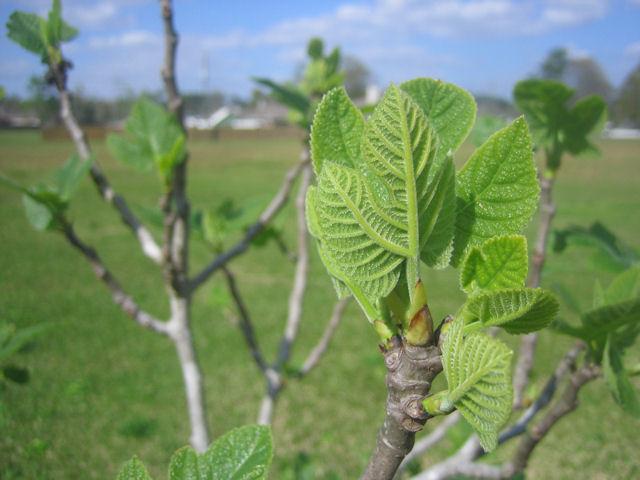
left=299, top=297, right=350, bottom=376
left=189, top=155, right=308, bottom=292
left=160, top=0, right=190, bottom=294
left=52, top=69, right=162, bottom=264
left=361, top=337, right=443, bottom=480
left=61, top=221, right=169, bottom=335
left=506, top=363, right=600, bottom=475
left=514, top=174, right=557, bottom=407
left=397, top=413, right=461, bottom=473
left=221, top=265, right=268, bottom=373
left=275, top=164, right=312, bottom=371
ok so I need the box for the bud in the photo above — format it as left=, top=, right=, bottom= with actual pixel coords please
left=422, top=390, right=455, bottom=416
left=405, top=280, right=433, bottom=346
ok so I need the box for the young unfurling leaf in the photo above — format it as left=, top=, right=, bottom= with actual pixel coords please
left=459, top=288, right=559, bottom=334
left=435, top=318, right=513, bottom=451
left=107, top=98, right=186, bottom=187
left=460, top=235, right=528, bottom=293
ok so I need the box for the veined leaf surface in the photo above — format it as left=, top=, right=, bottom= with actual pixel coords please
left=452, top=117, right=539, bottom=265
left=441, top=318, right=513, bottom=451
left=310, top=87, right=364, bottom=174
left=459, top=288, right=559, bottom=334
left=460, top=235, right=528, bottom=293
left=400, top=78, right=476, bottom=154
left=116, top=457, right=152, bottom=480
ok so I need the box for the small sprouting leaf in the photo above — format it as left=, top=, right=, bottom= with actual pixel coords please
left=205, top=425, right=272, bottom=479
left=603, top=337, right=640, bottom=417
left=577, top=297, right=640, bottom=341
left=107, top=98, right=186, bottom=185
left=513, top=79, right=573, bottom=147
left=460, top=235, right=528, bottom=293
left=400, top=78, right=477, bottom=154
left=603, top=266, right=640, bottom=304
left=0, top=323, right=48, bottom=363
left=116, top=456, right=153, bottom=480
left=54, top=155, right=92, bottom=201
left=460, top=288, right=559, bottom=334
left=6, top=11, right=47, bottom=58
left=307, top=37, right=324, bottom=60
left=253, top=78, right=310, bottom=115
left=563, top=95, right=607, bottom=157
left=310, top=87, right=364, bottom=174
left=452, top=117, right=539, bottom=265
left=440, top=318, right=513, bottom=451
left=553, top=222, right=639, bottom=273
left=22, top=192, right=55, bottom=231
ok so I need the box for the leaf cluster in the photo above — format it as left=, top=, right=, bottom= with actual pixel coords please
left=254, top=37, right=344, bottom=129
left=513, top=79, right=607, bottom=171
left=555, top=265, right=640, bottom=417
left=307, top=78, right=559, bottom=449
left=0, top=155, right=91, bottom=231
left=107, top=98, right=186, bottom=188
left=6, top=0, right=77, bottom=66
left=116, top=425, right=273, bottom=480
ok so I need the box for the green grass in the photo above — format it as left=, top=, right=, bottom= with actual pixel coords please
left=1, top=130, right=639, bottom=479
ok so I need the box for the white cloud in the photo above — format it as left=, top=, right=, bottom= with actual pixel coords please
left=88, top=31, right=159, bottom=49
left=67, top=2, right=117, bottom=27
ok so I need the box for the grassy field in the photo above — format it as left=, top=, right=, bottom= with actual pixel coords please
left=0, top=130, right=639, bottom=479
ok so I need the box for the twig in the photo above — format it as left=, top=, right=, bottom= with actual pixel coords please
left=221, top=265, right=268, bottom=373
left=513, top=174, right=556, bottom=407
left=158, top=0, right=209, bottom=452
left=189, top=154, right=308, bottom=292
left=61, top=221, right=169, bottom=335
left=299, top=297, right=350, bottom=376
left=257, top=162, right=312, bottom=425
left=52, top=68, right=162, bottom=264
left=275, top=164, right=312, bottom=371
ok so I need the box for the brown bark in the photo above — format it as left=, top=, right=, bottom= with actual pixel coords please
left=361, top=337, right=442, bottom=480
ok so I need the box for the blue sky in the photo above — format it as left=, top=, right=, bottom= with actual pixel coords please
left=2, top=0, right=640, bottom=100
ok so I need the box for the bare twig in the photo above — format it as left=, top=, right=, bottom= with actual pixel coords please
left=513, top=174, right=556, bottom=407
left=54, top=78, right=162, bottom=263
left=299, top=297, right=350, bottom=376
left=189, top=154, right=308, bottom=292
left=61, top=221, right=169, bottom=335
left=275, top=164, right=312, bottom=371
left=257, top=162, right=312, bottom=425
left=158, top=0, right=210, bottom=452
left=221, top=266, right=268, bottom=373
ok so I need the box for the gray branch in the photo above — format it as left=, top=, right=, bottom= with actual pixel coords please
left=221, top=266, right=268, bottom=373
left=258, top=162, right=312, bottom=425
left=61, top=221, right=169, bottom=335
left=189, top=153, right=308, bottom=292
left=54, top=75, right=162, bottom=264
left=299, top=297, right=350, bottom=376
